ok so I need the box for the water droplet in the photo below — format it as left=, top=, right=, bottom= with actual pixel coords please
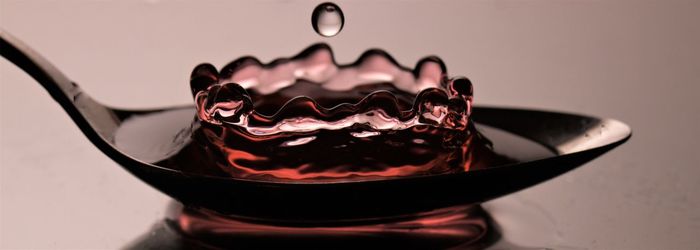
left=311, top=2, right=344, bottom=37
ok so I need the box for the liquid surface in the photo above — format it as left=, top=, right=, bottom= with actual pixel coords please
left=114, top=107, right=555, bottom=182
left=311, top=2, right=344, bottom=37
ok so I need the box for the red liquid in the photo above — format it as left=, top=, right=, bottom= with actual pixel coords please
left=114, top=107, right=554, bottom=181
left=186, top=44, right=512, bottom=182
left=165, top=203, right=494, bottom=249
left=114, top=44, right=555, bottom=182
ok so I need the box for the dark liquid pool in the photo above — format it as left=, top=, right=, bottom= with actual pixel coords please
left=113, top=107, right=555, bottom=182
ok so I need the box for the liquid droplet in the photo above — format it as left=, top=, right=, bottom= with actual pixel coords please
left=311, top=2, right=344, bottom=37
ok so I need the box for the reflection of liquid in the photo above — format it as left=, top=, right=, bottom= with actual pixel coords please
left=123, top=198, right=575, bottom=250
left=125, top=202, right=498, bottom=250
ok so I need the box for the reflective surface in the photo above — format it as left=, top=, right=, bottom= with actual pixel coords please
left=126, top=202, right=495, bottom=250
left=0, top=26, right=630, bottom=223
left=2, top=0, right=698, bottom=249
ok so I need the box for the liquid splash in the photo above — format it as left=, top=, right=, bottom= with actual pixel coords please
left=189, top=44, right=506, bottom=182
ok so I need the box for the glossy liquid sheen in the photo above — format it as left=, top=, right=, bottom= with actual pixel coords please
left=114, top=44, right=555, bottom=183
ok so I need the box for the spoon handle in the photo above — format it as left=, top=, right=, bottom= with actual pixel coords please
left=0, top=30, right=119, bottom=140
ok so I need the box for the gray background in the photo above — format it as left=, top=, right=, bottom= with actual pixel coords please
left=1, top=0, right=698, bottom=249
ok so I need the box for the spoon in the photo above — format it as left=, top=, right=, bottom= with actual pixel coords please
left=0, top=30, right=631, bottom=222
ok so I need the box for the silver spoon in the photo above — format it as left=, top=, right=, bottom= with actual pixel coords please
left=0, top=30, right=631, bottom=222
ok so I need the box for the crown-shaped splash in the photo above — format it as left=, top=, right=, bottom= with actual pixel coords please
left=189, top=44, right=493, bottom=182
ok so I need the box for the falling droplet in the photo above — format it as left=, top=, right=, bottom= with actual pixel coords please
left=311, top=2, right=344, bottom=37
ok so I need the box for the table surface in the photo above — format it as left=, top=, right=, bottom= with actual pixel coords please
left=1, top=1, right=699, bottom=249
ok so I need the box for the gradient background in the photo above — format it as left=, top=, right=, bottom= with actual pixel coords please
left=1, top=0, right=699, bottom=249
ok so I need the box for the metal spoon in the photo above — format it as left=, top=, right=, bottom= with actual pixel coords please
left=0, top=30, right=630, bottom=222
